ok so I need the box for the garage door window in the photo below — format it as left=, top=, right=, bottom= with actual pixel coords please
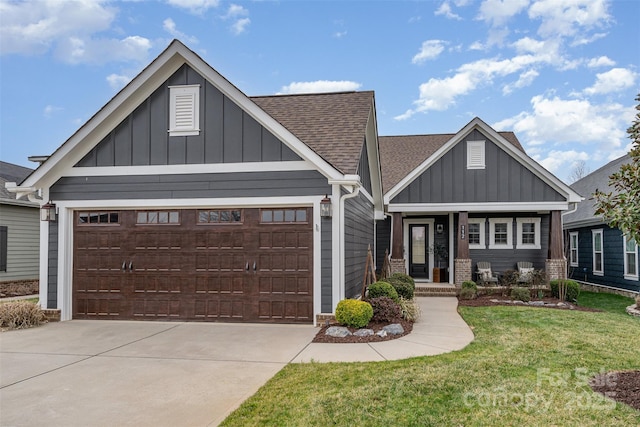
left=78, top=212, right=120, bottom=225
left=261, top=208, right=307, bottom=223
left=198, top=209, right=242, bottom=224
left=137, top=211, right=180, bottom=224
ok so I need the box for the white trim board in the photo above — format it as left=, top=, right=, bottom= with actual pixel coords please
left=388, top=202, right=569, bottom=213
left=403, top=218, right=435, bottom=282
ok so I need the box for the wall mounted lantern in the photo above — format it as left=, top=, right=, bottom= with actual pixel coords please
left=320, top=195, right=332, bottom=218
left=41, top=201, right=57, bottom=222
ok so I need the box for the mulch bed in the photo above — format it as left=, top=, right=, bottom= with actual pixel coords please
left=457, top=294, right=602, bottom=312
left=590, top=370, right=640, bottom=411
left=313, top=318, right=413, bottom=343
left=0, top=281, right=39, bottom=298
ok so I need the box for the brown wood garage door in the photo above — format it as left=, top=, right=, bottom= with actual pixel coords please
left=73, top=208, right=313, bottom=323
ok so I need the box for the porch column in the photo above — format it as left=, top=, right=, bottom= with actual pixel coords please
left=390, top=212, right=406, bottom=274
left=455, top=211, right=472, bottom=285
left=546, top=210, right=566, bottom=281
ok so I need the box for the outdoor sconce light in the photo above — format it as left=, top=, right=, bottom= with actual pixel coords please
left=320, top=195, right=332, bottom=218
left=436, top=224, right=444, bottom=234
left=41, top=201, right=57, bottom=222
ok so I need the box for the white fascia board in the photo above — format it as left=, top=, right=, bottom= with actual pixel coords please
left=387, top=201, right=570, bottom=213
left=328, top=175, right=361, bottom=186
left=17, top=40, right=343, bottom=193
left=365, top=99, right=385, bottom=213
left=63, top=161, right=314, bottom=177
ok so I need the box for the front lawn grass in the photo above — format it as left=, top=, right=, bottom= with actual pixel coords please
left=221, top=298, right=640, bottom=426
left=578, top=290, right=636, bottom=314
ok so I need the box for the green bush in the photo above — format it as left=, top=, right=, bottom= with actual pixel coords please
left=550, top=280, right=580, bottom=302
left=500, top=270, right=520, bottom=287
left=459, top=287, right=477, bottom=300
left=386, top=273, right=415, bottom=300
left=335, top=299, right=373, bottom=328
left=462, top=281, right=477, bottom=291
left=367, top=281, right=399, bottom=302
left=397, top=297, right=421, bottom=321
left=0, top=301, right=47, bottom=330
left=511, top=287, right=531, bottom=302
left=369, top=297, right=402, bottom=323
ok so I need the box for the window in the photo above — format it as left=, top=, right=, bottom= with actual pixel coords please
left=468, top=219, right=485, bottom=249
left=136, top=211, right=180, bottom=224
left=623, top=235, right=638, bottom=280
left=516, top=218, right=541, bottom=249
left=489, top=218, right=513, bottom=249
left=0, top=226, right=7, bottom=272
left=569, top=232, right=579, bottom=267
left=592, top=229, right=603, bottom=276
left=78, top=212, right=120, bottom=225
left=198, top=210, right=242, bottom=224
left=169, top=85, right=200, bottom=136
left=260, top=209, right=308, bottom=223
left=467, top=140, right=485, bottom=169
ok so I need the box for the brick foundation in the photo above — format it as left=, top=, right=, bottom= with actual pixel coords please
left=315, top=313, right=336, bottom=327
left=454, top=258, right=472, bottom=285
left=42, top=309, right=61, bottom=322
left=546, top=258, right=566, bottom=281
left=389, top=259, right=406, bottom=275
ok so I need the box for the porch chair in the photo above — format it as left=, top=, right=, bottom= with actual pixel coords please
left=517, top=261, right=534, bottom=284
left=476, top=261, right=499, bottom=284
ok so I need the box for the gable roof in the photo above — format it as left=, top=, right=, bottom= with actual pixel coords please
left=564, top=154, right=632, bottom=228
left=383, top=117, right=582, bottom=205
left=379, top=132, right=524, bottom=193
left=0, top=161, right=37, bottom=206
left=252, top=91, right=374, bottom=175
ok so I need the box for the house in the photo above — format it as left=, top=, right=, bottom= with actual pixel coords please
left=6, top=40, right=582, bottom=324
left=7, top=40, right=383, bottom=324
left=563, top=154, right=640, bottom=293
left=0, top=161, right=39, bottom=284
left=377, top=119, right=582, bottom=285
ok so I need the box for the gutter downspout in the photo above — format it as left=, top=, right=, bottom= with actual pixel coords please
left=339, top=185, right=360, bottom=301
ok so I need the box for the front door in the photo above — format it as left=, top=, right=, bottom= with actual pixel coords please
left=409, top=224, right=429, bottom=278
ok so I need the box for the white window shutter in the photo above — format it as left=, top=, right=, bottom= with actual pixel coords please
left=169, top=85, right=200, bottom=136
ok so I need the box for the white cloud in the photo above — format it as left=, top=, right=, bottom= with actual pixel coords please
left=106, top=73, right=132, bottom=90
left=333, top=31, right=348, bottom=38
left=528, top=0, right=611, bottom=39
left=536, top=150, right=590, bottom=174
left=412, top=40, right=446, bottom=64
left=583, top=68, right=637, bottom=95
left=230, top=17, right=250, bottom=35
left=224, top=3, right=248, bottom=18
left=477, top=0, right=529, bottom=27
left=166, top=0, right=219, bottom=15
left=279, top=80, right=362, bottom=95
left=0, top=0, right=116, bottom=56
left=55, top=35, right=152, bottom=65
left=435, top=2, right=462, bottom=20
left=587, top=56, right=615, bottom=68
left=163, top=18, right=198, bottom=43
left=222, top=4, right=250, bottom=35
left=43, top=105, right=63, bottom=118
left=502, top=69, right=539, bottom=94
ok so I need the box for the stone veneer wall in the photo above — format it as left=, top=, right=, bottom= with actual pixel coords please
left=455, top=259, right=472, bottom=285
left=546, top=258, right=566, bottom=281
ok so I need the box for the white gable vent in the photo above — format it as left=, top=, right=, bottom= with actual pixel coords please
left=169, top=85, right=200, bottom=136
left=467, top=140, right=485, bottom=169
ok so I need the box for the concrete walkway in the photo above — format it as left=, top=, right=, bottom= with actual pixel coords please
left=293, top=297, right=474, bottom=363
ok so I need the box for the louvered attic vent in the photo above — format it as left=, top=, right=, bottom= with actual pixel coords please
left=467, top=140, right=485, bottom=169
left=169, top=85, right=200, bottom=136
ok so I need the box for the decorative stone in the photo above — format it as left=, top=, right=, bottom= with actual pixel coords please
left=325, top=326, right=352, bottom=338
left=376, top=329, right=388, bottom=337
left=625, top=304, right=640, bottom=317
left=557, top=302, right=567, bottom=307
left=354, top=329, right=374, bottom=337
left=382, top=323, right=404, bottom=335
left=529, top=301, right=545, bottom=306
left=490, top=299, right=499, bottom=303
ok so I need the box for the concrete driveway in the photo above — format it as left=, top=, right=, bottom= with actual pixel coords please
left=0, top=320, right=317, bottom=427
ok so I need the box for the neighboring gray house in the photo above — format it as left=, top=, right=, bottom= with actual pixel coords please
left=0, top=161, right=39, bottom=283
left=563, top=154, right=639, bottom=293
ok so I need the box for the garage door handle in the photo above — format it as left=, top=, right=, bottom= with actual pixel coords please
left=246, top=262, right=249, bottom=272
left=122, top=261, right=127, bottom=271
left=129, top=261, right=133, bottom=271
left=253, top=261, right=257, bottom=272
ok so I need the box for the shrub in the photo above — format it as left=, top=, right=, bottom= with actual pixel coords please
left=367, top=281, right=399, bottom=302
left=459, top=287, right=477, bottom=300
left=511, top=287, right=531, bottom=302
left=397, top=297, right=421, bottom=322
left=369, top=297, right=402, bottom=323
left=0, top=301, right=47, bottom=330
left=335, top=299, right=373, bottom=328
left=528, top=269, right=548, bottom=288
left=550, top=280, right=580, bottom=302
left=462, top=281, right=477, bottom=291
left=386, top=273, right=415, bottom=300
left=500, top=270, right=520, bottom=287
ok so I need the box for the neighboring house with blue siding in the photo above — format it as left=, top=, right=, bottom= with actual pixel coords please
left=564, top=154, right=639, bottom=293
left=0, top=162, right=39, bottom=284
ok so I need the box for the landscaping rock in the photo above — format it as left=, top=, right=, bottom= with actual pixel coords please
left=529, top=301, right=545, bottom=306
left=376, top=329, right=388, bottom=337
left=383, top=323, right=404, bottom=335
left=325, top=326, right=352, bottom=338
left=354, top=329, right=374, bottom=337
left=626, top=304, right=640, bottom=317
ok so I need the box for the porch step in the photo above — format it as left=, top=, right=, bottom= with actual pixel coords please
left=415, top=285, right=458, bottom=297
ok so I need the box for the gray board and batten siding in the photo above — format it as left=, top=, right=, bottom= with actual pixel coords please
left=391, top=129, right=564, bottom=204
left=344, top=190, right=375, bottom=299
left=76, top=64, right=302, bottom=168
left=357, top=141, right=373, bottom=196
left=321, top=217, right=333, bottom=312
left=48, top=222, right=58, bottom=308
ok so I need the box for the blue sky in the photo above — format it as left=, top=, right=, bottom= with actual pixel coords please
left=1, top=0, right=638, bottom=183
